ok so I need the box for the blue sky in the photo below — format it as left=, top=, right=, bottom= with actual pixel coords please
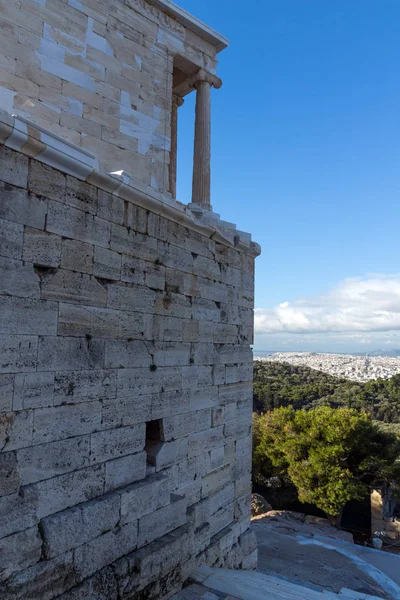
left=176, top=1, right=400, bottom=353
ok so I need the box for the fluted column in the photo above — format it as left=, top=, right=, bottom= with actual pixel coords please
left=190, top=69, right=222, bottom=210
left=169, top=94, right=184, bottom=199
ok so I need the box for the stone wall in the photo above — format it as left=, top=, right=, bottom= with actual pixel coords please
left=0, top=0, right=220, bottom=192
left=0, top=135, right=259, bottom=599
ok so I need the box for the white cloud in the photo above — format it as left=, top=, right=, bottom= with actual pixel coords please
left=255, top=275, right=400, bottom=335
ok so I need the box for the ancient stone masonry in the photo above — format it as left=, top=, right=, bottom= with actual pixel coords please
left=0, top=0, right=226, bottom=195
left=0, top=2, right=260, bottom=599
left=0, top=122, right=259, bottom=599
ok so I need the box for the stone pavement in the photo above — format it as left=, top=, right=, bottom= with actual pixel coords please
left=171, top=582, right=241, bottom=600
left=171, top=566, right=387, bottom=600
left=172, top=512, right=400, bottom=600
left=253, top=514, right=400, bottom=599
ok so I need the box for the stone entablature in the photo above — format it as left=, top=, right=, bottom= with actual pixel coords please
left=0, top=111, right=259, bottom=599
left=0, top=0, right=228, bottom=199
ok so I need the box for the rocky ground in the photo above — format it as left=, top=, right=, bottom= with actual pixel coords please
left=252, top=510, right=394, bottom=598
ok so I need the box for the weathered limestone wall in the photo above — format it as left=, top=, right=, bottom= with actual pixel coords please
left=0, top=137, right=258, bottom=599
left=0, top=0, right=219, bottom=192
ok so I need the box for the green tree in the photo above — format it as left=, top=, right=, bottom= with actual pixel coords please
left=253, top=406, right=400, bottom=518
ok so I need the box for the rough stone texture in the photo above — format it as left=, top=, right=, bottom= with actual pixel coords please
left=0, top=146, right=257, bottom=598
left=0, top=3, right=257, bottom=597
left=250, top=493, right=272, bottom=517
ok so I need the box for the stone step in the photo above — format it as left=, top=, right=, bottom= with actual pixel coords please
left=190, top=566, right=333, bottom=600
left=188, top=567, right=386, bottom=600
left=338, top=590, right=384, bottom=600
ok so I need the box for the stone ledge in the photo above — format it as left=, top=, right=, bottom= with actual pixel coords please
left=4, top=114, right=98, bottom=180
left=0, top=110, right=261, bottom=258
left=145, top=0, right=229, bottom=53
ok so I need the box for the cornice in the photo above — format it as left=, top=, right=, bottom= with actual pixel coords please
left=0, top=111, right=260, bottom=258
left=145, top=0, right=229, bottom=53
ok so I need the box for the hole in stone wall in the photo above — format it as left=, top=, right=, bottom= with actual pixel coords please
left=33, top=265, right=56, bottom=277
left=145, top=419, right=164, bottom=467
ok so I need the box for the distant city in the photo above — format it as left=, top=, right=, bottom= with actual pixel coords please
left=254, top=351, right=400, bottom=382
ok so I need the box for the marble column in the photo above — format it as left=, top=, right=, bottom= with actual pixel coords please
left=190, top=69, right=222, bottom=210
left=169, top=94, right=184, bottom=200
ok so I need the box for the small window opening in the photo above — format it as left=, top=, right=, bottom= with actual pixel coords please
left=145, top=419, right=164, bottom=467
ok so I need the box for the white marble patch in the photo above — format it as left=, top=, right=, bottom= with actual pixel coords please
left=85, top=58, right=105, bottom=80
left=120, top=91, right=131, bottom=108
left=35, top=53, right=94, bottom=91
left=119, top=119, right=140, bottom=141
left=119, top=107, right=171, bottom=154
left=68, top=0, right=83, bottom=10
left=119, top=106, right=169, bottom=154
left=38, top=38, right=66, bottom=63
left=0, top=86, right=16, bottom=115
left=86, top=17, right=113, bottom=57
left=67, top=98, right=83, bottom=117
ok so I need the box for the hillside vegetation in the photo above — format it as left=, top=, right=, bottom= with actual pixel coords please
left=253, top=406, right=400, bottom=517
left=252, top=361, right=400, bottom=518
left=253, top=360, right=400, bottom=424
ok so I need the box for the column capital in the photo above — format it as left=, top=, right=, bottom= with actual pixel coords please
left=172, top=94, right=184, bottom=108
left=188, top=68, right=222, bottom=91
